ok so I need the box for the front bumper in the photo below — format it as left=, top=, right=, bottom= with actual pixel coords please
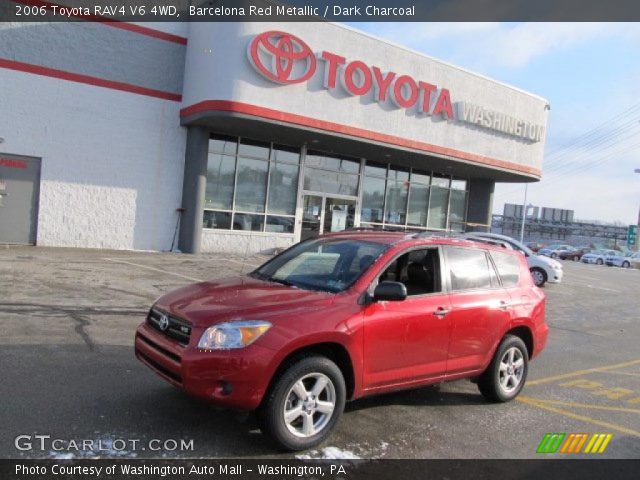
left=547, top=267, right=563, bottom=283
left=135, top=323, right=275, bottom=411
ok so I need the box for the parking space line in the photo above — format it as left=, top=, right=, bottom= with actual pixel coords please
left=517, top=396, right=640, bottom=436
left=606, top=370, right=640, bottom=378
left=102, top=258, right=204, bottom=282
left=527, top=358, right=640, bottom=386
left=526, top=398, right=640, bottom=414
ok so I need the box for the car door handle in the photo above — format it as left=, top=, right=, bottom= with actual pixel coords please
left=433, top=307, right=450, bottom=318
left=498, top=300, right=511, bottom=311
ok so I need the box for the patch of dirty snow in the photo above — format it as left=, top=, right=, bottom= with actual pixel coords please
left=296, top=446, right=361, bottom=460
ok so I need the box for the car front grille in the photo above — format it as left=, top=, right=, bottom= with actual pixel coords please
left=147, top=308, right=191, bottom=345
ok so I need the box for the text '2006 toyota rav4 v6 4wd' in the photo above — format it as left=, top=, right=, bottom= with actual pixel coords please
left=135, top=231, right=548, bottom=451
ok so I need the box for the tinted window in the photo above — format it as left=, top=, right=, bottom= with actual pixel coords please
left=491, top=251, right=521, bottom=287
left=445, top=247, right=492, bottom=291
left=378, top=248, right=441, bottom=296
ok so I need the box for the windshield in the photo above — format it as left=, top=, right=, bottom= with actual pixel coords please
left=251, top=238, right=388, bottom=293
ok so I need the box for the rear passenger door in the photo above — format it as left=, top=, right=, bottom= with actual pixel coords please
left=443, top=246, right=512, bottom=376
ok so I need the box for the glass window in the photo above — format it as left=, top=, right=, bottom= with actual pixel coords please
left=303, top=168, right=359, bottom=196
left=205, top=153, right=236, bottom=210
left=451, top=179, right=467, bottom=190
left=411, top=170, right=431, bottom=185
left=235, top=157, right=268, bottom=213
left=432, top=174, right=451, bottom=188
left=445, top=247, right=492, bottom=291
left=266, top=216, right=295, bottom=233
left=233, top=213, right=265, bottom=231
left=268, top=162, right=298, bottom=215
left=449, top=189, right=467, bottom=231
left=238, top=138, right=270, bottom=159
left=378, top=248, right=441, bottom=295
left=361, top=176, right=386, bottom=223
left=305, top=152, right=360, bottom=173
left=407, top=183, right=429, bottom=227
left=272, top=145, right=300, bottom=164
left=385, top=177, right=408, bottom=225
left=364, top=162, right=387, bottom=177
left=427, top=186, right=449, bottom=229
left=209, top=135, right=237, bottom=155
left=491, top=251, right=521, bottom=287
left=203, top=211, right=231, bottom=230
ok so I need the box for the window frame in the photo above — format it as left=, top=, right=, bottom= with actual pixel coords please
left=442, top=245, right=504, bottom=293
left=203, top=135, right=300, bottom=235
left=367, top=245, right=446, bottom=299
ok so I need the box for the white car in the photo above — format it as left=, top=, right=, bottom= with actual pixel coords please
left=462, top=232, right=563, bottom=287
left=606, top=251, right=640, bottom=268
left=580, top=249, right=618, bottom=265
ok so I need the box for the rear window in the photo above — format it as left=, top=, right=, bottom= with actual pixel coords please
left=444, top=247, right=493, bottom=291
left=491, top=251, right=521, bottom=287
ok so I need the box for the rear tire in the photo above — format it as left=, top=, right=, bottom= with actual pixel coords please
left=597, top=258, right=604, bottom=265
left=478, top=335, right=529, bottom=402
left=623, top=261, right=630, bottom=268
left=258, top=356, right=346, bottom=451
left=530, top=267, right=547, bottom=287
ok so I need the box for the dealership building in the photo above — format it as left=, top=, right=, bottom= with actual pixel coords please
left=0, top=20, right=549, bottom=253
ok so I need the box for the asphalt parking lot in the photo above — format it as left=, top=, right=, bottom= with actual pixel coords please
left=1, top=246, right=639, bottom=459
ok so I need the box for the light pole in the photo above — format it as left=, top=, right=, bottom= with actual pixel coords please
left=519, top=184, right=533, bottom=243
left=635, top=169, right=640, bottom=249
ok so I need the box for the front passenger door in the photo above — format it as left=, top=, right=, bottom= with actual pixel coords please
left=362, top=247, right=452, bottom=391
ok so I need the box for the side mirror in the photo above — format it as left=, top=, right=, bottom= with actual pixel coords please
left=373, top=281, right=407, bottom=302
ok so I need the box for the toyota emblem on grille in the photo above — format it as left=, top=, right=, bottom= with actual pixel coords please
left=158, top=314, right=170, bottom=331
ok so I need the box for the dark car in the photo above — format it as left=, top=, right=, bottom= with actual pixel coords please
left=558, top=246, right=591, bottom=261
left=135, top=231, right=548, bottom=451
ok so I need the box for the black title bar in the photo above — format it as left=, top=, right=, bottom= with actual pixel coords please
left=3, top=0, right=640, bottom=22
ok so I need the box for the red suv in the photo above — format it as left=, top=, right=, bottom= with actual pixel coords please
left=135, top=231, right=547, bottom=451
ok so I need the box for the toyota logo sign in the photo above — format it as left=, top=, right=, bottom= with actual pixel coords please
left=158, top=314, right=170, bottom=332
left=248, top=31, right=316, bottom=84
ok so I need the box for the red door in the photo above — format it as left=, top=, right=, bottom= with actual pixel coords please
left=362, top=293, right=452, bottom=390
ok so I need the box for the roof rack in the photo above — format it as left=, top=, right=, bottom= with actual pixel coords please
left=461, top=235, right=513, bottom=250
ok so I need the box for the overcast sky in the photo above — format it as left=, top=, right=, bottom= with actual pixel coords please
left=351, top=22, right=640, bottom=225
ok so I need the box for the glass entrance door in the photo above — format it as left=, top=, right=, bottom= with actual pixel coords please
left=324, top=197, right=355, bottom=234
left=301, top=194, right=356, bottom=241
left=301, top=195, right=323, bottom=241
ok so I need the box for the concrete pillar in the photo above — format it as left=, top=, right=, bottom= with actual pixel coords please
left=178, top=126, right=209, bottom=253
left=466, top=178, right=495, bottom=232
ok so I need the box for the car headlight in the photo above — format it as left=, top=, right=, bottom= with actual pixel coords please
left=197, top=320, right=272, bottom=350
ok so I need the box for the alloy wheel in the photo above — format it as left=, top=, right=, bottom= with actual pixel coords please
left=498, top=347, right=525, bottom=394
left=283, top=373, right=336, bottom=438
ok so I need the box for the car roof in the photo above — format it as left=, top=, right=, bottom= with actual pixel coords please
left=321, top=230, right=518, bottom=254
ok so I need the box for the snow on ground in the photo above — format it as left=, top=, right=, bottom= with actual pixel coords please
left=296, top=446, right=361, bottom=460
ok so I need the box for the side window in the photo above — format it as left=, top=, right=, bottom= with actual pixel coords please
left=445, top=247, right=493, bottom=291
left=491, top=251, right=521, bottom=287
left=377, top=248, right=442, bottom=296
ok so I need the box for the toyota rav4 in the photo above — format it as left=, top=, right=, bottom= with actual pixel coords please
left=135, top=231, right=548, bottom=451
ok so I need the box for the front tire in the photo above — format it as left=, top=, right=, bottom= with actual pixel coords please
left=623, top=261, right=630, bottom=268
left=478, top=335, right=529, bottom=402
left=597, top=258, right=604, bottom=265
left=258, top=356, right=346, bottom=451
left=530, top=267, right=547, bottom=287
left=551, top=253, right=557, bottom=259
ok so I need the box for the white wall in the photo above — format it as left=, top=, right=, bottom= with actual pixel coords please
left=0, top=68, right=186, bottom=251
